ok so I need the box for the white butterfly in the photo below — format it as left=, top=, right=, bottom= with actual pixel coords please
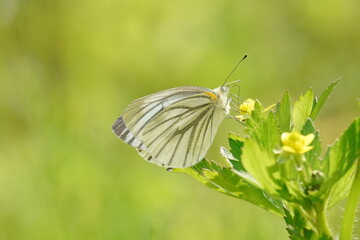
left=112, top=56, right=247, bottom=168
left=112, top=85, right=231, bottom=168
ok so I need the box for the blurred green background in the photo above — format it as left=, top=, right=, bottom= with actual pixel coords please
left=0, top=0, right=359, bottom=239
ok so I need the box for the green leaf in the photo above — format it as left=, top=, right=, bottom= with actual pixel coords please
left=221, top=133, right=246, bottom=171
left=263, top=191, right=286, bottom=215
left=228, top=133, right=244, bottom=161
left=250, top=101, right=266, bottom=123
left=320, top=118, right=360, bottom=196
left=284, top=208, right=317, bottom=240
left=276, top=155, right=306, bottom=202
left=310, top=80, right=339, bottom=120
left=327, top=164, right=356, bottom=209
left=173, top=159, right=284, bottom=216
left=241, top=139, right=281, bottom=195
left=246, top=104, right=281, bottom=154
left=292, top=89, right=314, bottom=131
left=276, top=90, right=291, bottom=132
left=220, top=146, right=245, bottom=171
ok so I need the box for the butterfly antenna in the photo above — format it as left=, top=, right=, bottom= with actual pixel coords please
left=222, top=54, right=248, bottom=86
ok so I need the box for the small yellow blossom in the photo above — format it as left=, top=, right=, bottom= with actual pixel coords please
left=239, top=99, right=256, bottom=114
left=235, top=99, right=275, bottom=121
left=234, top=99, right=255, bottom=121
left=281, top=132, right=315, bottom=154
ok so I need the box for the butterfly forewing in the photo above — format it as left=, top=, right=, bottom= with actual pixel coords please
left=113, top=86, right=229, bottom=168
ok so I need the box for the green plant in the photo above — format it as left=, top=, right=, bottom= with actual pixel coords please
left=173, top=81, right=360, bottom=240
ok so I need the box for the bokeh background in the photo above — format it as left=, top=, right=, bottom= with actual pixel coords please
left=1, top=0, right=359, bottom=239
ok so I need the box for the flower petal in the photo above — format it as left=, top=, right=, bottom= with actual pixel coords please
left=298, top=146, right=313, bottom=153
left=282, top=146, right=296, bottom=153
left=281, top=132, right=290, bottom=144
left=304, top=134, right=315, bottom=146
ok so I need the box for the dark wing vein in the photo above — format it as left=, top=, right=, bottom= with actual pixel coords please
left=126, top=94, right=211, bottom=137
left=167, top=132, right=185, bottom=166
left=183, top=122, right=198, bottom=167
left=144, top=103, right=211, bottom=135
left=197, top=108, right=215, bottom=161
left=126, top=91, right=208, bottom=121
left=154, top=105, right=212, bottom=160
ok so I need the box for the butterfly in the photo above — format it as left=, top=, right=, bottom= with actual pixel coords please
left=112, top=85, right=233, bottom=168
left=112, top=56, right=246, bottom=168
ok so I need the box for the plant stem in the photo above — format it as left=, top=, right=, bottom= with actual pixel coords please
left=294, top=154, right=310, bottom=184
left=314, top=201, right=332, bottom=237
left=340, top=158, right=360, bottom=240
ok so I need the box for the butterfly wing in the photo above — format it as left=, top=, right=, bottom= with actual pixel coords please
left=112, top=86, right=229, bottom=168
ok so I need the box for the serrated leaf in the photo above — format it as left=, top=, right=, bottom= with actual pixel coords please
left=224, top=133, right=246, bottom=171
left=284, top=208, right=317, bottom=240
left=246, top=106, right=281, bottom=154
left=262, top=112, right=281, bottom=153
left=327, top=164, right=356, bottom=209
left=220, top=146, right=237, bottom=161
left=263, top=191, right=285, bottom=215
left=276, top=90, right=291, bottom=132
left=310, top=80, right=339, bottom=120
left=228, top=133, right=244, bottom=161
left=292, top=89, right=314, bottom=131
left=220, top=146, right=245, bottom=171
left=250, top=101, right=266, bottom=123
left=320, top=118, right=360, bottom=196
left=173, top=159, right=284, bottom=216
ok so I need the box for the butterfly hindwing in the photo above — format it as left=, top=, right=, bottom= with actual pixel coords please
left=112, top=116, right=144, bottom=149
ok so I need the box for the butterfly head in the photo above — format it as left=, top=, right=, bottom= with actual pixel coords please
left=220, top=85, right=230, bottom=95
left=212, top=86, right=230, bottom=115
left=212, top=85, right=229, bottom=98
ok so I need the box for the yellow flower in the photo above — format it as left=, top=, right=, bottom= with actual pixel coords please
left=235, top=99, right=276, bottom=121
left=281, top=132, right=315, bottom=154
left=239, top=99, right=256, bottom=114
left=234, top=99, right=255, bottom=121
